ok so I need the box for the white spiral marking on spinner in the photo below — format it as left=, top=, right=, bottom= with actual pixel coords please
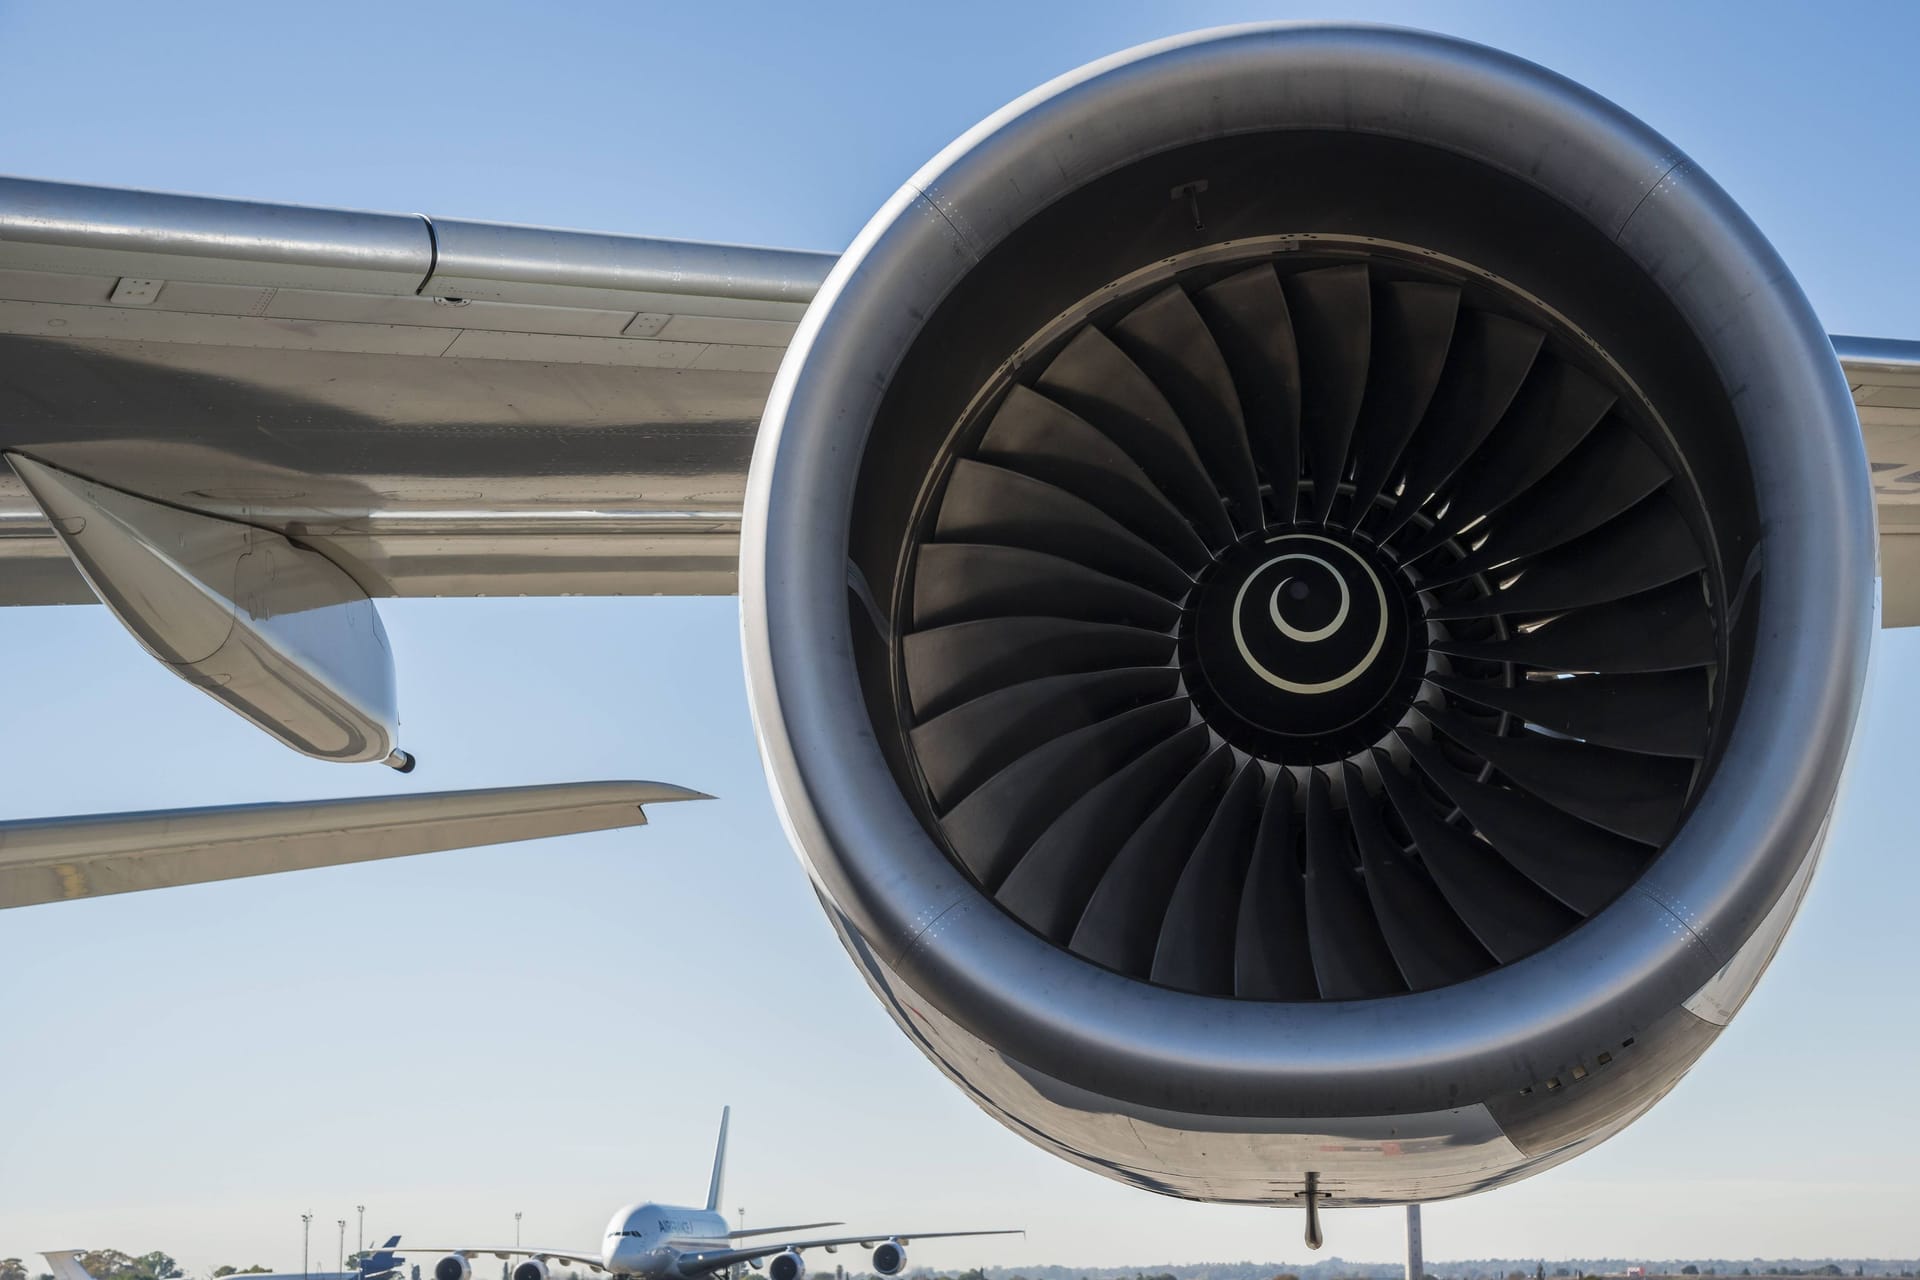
left=1230, top=534, right=1390, bottom=695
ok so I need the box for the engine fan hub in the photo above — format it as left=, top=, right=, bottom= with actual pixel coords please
left=1181, top=525, right=1424, bottom=763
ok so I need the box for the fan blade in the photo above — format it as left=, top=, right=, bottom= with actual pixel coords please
left=1193, top=264, right=1303, bottom=522
left=1374, top=752, right=1576, bottom=962
left=1430, top=669, right=1709, bottom=758
left=910, top=667, right=1179, bottom=810
left=1234, top=773, right=1317, bottom=1000
left=1346, top=281, right=1461, bottom=518
left=1421, top=705, right=1693, bottom=845
left=940, top=700, right=1192, bottom=889
left=1403, top=358, right=1615, bottom=557
left=1282, top=265, right=1372, bottom=523
left=997, top=725, right=1212, bottom=939
left=1376, top=310, right=1544, bottom=540
left=1071, top=747, right=1236, bottom=977
left=1151, top=760, right=1265, bottom=993
left=912, top=543, right=1182, bottom=631
left=1302, top=768, right=1404, bottom=999
left=935, top=459, right=1192, bottom=597
left=1397, top=729, right=1651, bottom=915
left=977, top=385, right=1212, bottom=570
left=1111, top=286, right=1264, bottom=533
left=1432, top=577, right=1714, bottom=673
left=1434, top=423, right=1670, bottom=581
left=903, top=615, right=1175, bottom=721
left=1342, top=760, right=1492, bottom=991
left=1427, top=492, right=1704, bottom=617
left=1036, top=326, right=1233, bottom=545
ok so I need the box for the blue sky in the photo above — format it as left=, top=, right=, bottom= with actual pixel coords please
left=1, top=0, right=1917, bottom=1272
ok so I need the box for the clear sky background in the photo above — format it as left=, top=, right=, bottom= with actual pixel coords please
left=1, top=1, right=1917, bottom=1273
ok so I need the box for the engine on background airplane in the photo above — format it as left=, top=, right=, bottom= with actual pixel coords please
left=869, top=1242, right=907, bottom=1277
left=741, top=24, right=1874, bottom=1219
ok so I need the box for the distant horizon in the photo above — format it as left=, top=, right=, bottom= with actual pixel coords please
left=20, top=1259, right=1920, bottom=1280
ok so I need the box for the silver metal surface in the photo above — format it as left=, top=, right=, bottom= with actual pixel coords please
left=1836, top=336, right=1920, bottom=624
left=0, top=176, right=833, bottom=600
left=0, top=177, right=1912, bottom=613
left=9, top=453, right=404, bottom=764
left=742, top=23, right=1873, bottom=1205
left=426, top=219, right=831, bottom=308
left=0, top=175, right=431, bottom=294
left=0, top=780, right=706, bottom=909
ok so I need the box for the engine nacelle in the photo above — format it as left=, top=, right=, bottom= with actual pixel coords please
left=511, top=1261, right=548, bottom=1280
left=744, top=24, right=1873, bottom=1211
left=766, top=1252, right=805, bottom=1280
left=433, top=1258, right=471, bottom=1280
left=871, top=1242, right=908, bottom=1277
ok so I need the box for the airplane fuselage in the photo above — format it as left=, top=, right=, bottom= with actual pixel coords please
left=602, top=1201, right=731, bottom=1278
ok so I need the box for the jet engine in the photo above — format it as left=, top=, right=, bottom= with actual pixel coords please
left=512, top=1261, right=549, bottom=1280
left=766, top=1252, right=806, bottom=1280
left=871, top=1242, right=908, bottom=1276
left=434, top=1258, right=472, bottom=1280
left=741, top=25, right=1874, bottom=1213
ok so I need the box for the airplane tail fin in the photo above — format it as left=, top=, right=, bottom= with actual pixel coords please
left=359, top=1236, right=405, bottom=1280
left=706, top=1106, right=730, bottom=1213
left=45, top=1253, right=96, bottom=1280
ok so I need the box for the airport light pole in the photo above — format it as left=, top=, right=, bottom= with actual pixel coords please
left=358, top=1206, right=366, bottom=1258
left=302, top=1212, right=314, bottom=1280
left=339, top=1220, right=347, bottom=1274
left=515, top=1214, right=522, bottom=1251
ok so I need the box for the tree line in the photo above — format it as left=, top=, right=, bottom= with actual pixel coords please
left=0, top=1253, right=277, bottom=1280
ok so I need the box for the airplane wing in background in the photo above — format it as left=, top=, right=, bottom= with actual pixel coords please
left=406, top=1251, right=606, bottom=1274
left=0, top=781, right=706, bottom=908
left=671, top=1231, right=1025, bottom=1278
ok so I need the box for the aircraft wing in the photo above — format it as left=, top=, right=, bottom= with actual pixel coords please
left=2, top=178, right=1916, bottom=618
left=0, top=175, right=833, bottom=605
left=405, top=1250, right=605, bottom=1274
left=1836, top=336, right=1920, bottom=625
left=672, top=1231, right=1024, bottom=1278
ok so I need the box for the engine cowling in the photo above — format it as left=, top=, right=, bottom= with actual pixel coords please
left=766, top=1252, right=805, bottom=1280
left=433, top=1258, right=471, bottom=1280
left=871, top=1242, right=908, bottom=1277
left=742, top=24, right=1874, bottom=1210
left=512, top=1261, right=548, bottom=1280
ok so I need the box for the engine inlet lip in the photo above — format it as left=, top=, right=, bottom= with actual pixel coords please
left=742, top=22, right=1873, bottom=1116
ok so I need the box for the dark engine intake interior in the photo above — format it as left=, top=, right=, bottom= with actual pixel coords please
left=848, top=130, right=1758, bottom=1003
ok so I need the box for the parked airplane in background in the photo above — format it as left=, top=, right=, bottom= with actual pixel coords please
left=6, top=17, right=1920, bottom=1250
left=413, top=1110, right=1016, bottom=1280
left=44, top=1239, right=407, bottom=1280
